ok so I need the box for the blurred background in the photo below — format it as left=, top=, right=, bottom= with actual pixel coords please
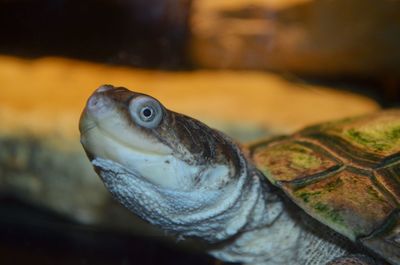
left=0, top=0, right=399, bottom=264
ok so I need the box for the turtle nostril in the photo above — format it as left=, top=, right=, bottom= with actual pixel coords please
left=87, top=95, right=99, bottom=109
left=87, top=94, right=111, bottom=113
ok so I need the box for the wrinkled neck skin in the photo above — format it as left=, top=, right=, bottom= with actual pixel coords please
left=92, top=139, right=283, bottom=243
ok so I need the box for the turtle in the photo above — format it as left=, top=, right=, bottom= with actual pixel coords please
left=79, top=85, right=400, bottom=265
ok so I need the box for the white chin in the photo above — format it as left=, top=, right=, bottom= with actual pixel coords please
left=82, top=126, right=202, bottom=190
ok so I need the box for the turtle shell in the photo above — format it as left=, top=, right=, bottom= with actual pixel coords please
left=250, top=110, right=400, bottom=264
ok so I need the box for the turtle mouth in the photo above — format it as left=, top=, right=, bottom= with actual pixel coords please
left=89, top=122, right=169, bottom=157
left=79, top=106, right=97, bottom=135
left=79, top=118, right=97, bottom=136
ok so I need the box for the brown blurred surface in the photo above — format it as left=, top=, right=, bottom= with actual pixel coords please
left=190, top=0, right=400, bottom=77
left=0, top=55, right=379, bottom=137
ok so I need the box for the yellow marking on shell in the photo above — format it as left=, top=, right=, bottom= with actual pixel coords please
left=252, top=140, right=338, bottom=184
left=284, top=169, right=396, bottom=241
left=344, top=121, right=400, bottom=153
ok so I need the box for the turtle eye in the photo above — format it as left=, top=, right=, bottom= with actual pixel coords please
left=129, top=96, right=163, bottom=128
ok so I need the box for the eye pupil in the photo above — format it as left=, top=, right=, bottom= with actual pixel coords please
left=142, top=107, right=153, bottom=118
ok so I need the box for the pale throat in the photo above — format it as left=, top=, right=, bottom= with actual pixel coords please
left=91, top=147, right=282, bottom=243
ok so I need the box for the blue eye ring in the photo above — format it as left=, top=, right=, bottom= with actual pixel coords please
left=129, top=96, right=163, bottom=129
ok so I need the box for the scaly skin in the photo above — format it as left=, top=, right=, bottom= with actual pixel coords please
left=79, top=85, right=384, bottom=265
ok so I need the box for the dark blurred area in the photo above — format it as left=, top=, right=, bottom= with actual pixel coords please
left=0, top=197, right=215, bottom=265
left=0, top=0, right=191, bottom=68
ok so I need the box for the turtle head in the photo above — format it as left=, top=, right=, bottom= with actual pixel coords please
left=79, top=85, right=278, bottom=242
left=80, top=85, right=243, bottom=191
left=80, top=86, right=264, bottom=242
